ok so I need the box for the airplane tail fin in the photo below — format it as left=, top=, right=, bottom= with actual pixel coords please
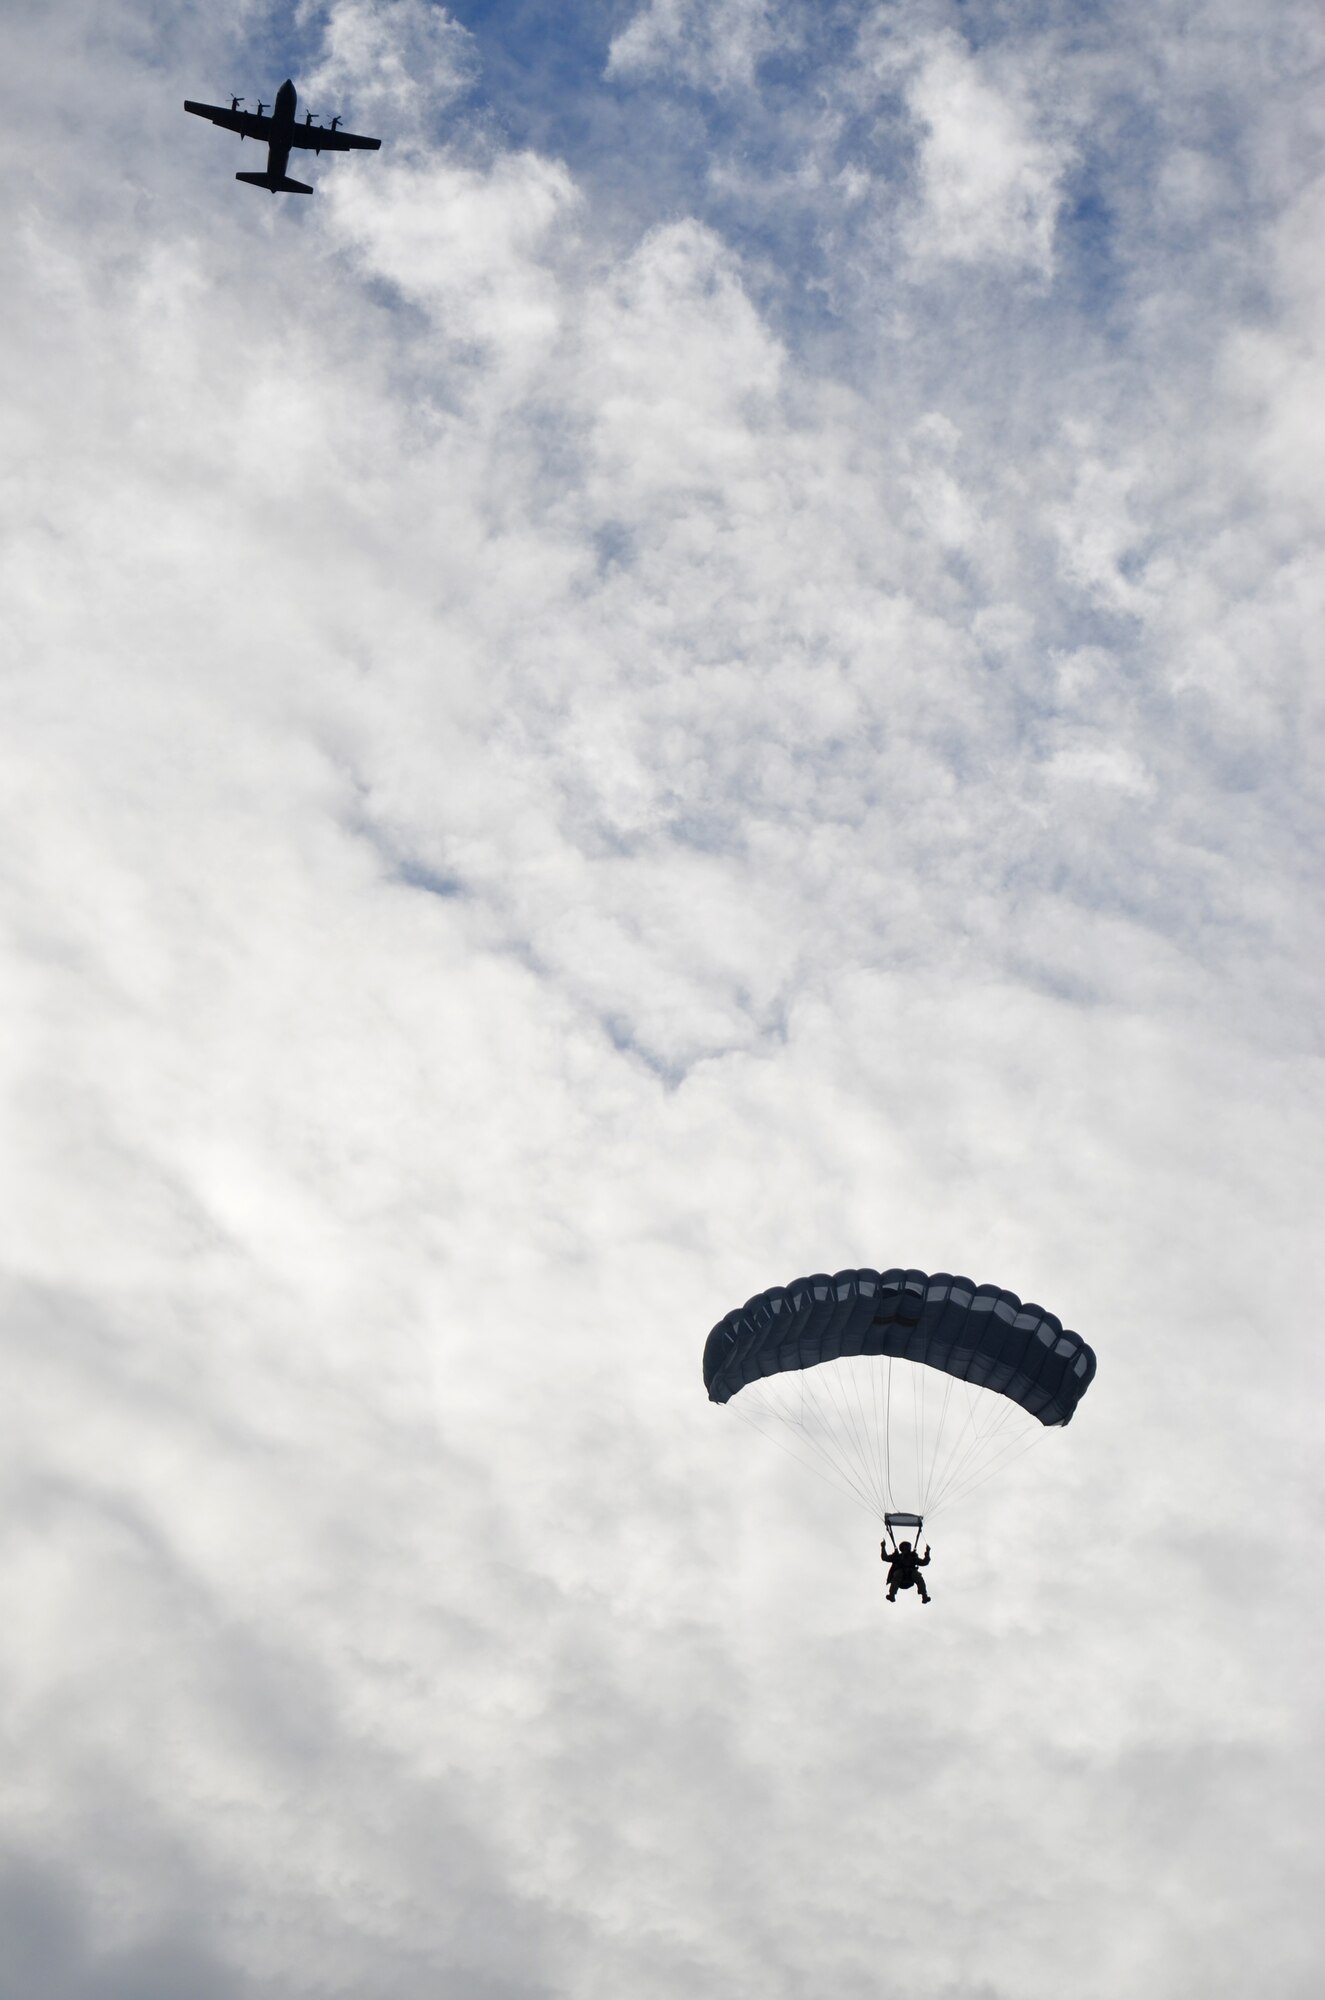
left=235, top=170, right=314, bottom=194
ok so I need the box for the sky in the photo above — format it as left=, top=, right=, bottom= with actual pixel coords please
left=1, top=0, right=1322, bottom=1994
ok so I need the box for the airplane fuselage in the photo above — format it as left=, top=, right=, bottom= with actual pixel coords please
left=259, top=78, right=299, bottom=184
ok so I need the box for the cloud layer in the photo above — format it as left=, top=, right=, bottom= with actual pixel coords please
left=1, top=1, right=1322, bottom=1994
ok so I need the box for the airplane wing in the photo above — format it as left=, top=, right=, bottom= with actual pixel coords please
left=288, top=124, right=381, bottom=152
left=184, top=100, right=272, bottom=141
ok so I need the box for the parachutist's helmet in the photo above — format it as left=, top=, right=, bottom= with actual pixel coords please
left=899, top=1540, right=912, bottom=1552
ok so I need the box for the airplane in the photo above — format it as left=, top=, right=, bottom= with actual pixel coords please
left=184, top=77, right=380, bottom=194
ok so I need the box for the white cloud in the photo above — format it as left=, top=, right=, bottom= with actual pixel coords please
left=898, top=31, right=1072, bottom=274
left=298, top=0, right=478, bottom=137
left=1223, top=173, right=1325, bottom=530
left=607, top=0, right=791, bottom=92
left=0, top=0, right=1322, bottom=1995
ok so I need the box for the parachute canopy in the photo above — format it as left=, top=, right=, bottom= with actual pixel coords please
left=704, top=1268, right=1095, bottom=1427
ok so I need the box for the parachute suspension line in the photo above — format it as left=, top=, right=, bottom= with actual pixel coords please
left=869, top=1358, right=890, bottom=1517
left=930, top=1424, right=1040, bottom=1515
left=819, top=1359, right=885, bottom=1517
left=737, top=1361, right=1042, bottom=1527
left=925, top=1378, right=1023, bottom=1512
left=938, top=1427, right=1038, bottom=1513
left=816, top=1364, right=860, bottom=1496
left=837, top=1359, right=889, bottom=1520
left=738, top=1382, right=883, bottom=1518
left=924, top=1380, right=986, bottom=1510
left=807, top=1368, right=878, bottom=1510
left=912, top=1366, right=922, bottom=1514
left=734, top=1396, right=852, bottom=1506
left=827, top=1364, right=896, bottom=1519
left=924, top=1386, right=1036, bottom=1515
left=922, top=1370, right=957, bottom=1511
left=791, top=1364, right=888, bottom=1518
left=776, top=1356, right=1043, bottom=1524
left=816, top=1360, right=868, bottom=1512
left=731, top=1398, right=883, bottom=1515
left=848, top=1359, right=887, bottom=1519
left=780, top=1371, right=883, bottom=1515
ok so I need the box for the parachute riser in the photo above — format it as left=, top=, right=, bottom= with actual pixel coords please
left=884, top=1510, right=923, bottom=1552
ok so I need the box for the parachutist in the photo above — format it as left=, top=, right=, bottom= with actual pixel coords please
left=882, top=1537, right=931, bottom=1604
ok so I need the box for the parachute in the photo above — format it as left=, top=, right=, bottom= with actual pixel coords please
left=704, top=1267, right=1096, bottom=1524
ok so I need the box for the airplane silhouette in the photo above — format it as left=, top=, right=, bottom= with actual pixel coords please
left=184, top=78, right=380, bottom=194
